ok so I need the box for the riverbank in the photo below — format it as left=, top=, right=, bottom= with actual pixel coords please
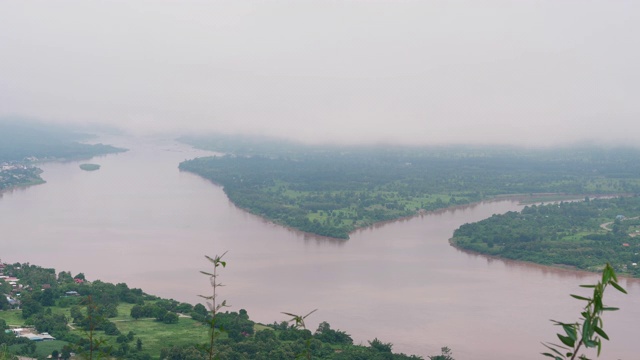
left=265, top=193, right=592, bottom=240
left=0, top=177, right=46, bottom=196
left=0, top=261, right=427, bottom=360
left=449, top=196, right=640, bottom=278
left=4, top=136, right=640, bottom=360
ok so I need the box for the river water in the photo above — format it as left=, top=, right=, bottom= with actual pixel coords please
left=1, top=136, right=638, bottom=359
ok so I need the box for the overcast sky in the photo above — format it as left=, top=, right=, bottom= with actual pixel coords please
left=1, top=1, right=638, bottom=146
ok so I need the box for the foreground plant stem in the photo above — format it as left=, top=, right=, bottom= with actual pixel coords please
left=200, top=252, right=228, bottom=360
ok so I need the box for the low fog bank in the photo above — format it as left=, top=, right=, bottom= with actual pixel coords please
left=1, top=1, right=638, bottom=147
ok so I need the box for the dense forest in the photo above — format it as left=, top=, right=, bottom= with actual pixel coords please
left=0, top=120, right=125, bottom=191
left=179, top=134, right=640, bottom=239
left=451, top=196, right=640, bottom=276
left=0, top=262, right=440, bottom=360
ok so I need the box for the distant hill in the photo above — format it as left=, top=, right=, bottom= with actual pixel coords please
left=0, top=118, right=126, bottom=162
left=0, top=118, right=126, bottom=191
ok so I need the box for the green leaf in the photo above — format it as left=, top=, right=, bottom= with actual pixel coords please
left=601, top=307, right=619, bottom=311
left=542, top=343, right=566, bottom=357
left=601, top=266, right=611, bottom=284
left=582, top=318, right=591, bottom=342
left=609, top=281, right=627, bottom=294
left=584, top=338, right=596, bottom=348
left=579, top=285, right=596, bottom=288
left=541, top=353, right=559, bottom=359
left=570, top=294, right=591, bottom=301
left=593, top=326, right=609, bottom=340
left=557, top=334, right=575, bottom=348
left=562, top=324, right=577, bottom=341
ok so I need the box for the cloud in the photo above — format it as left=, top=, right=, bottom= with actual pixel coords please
left=1, top=0, right=638, bottom=146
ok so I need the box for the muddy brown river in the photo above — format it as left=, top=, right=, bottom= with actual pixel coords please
left=1, top=136, right=638, bottom=359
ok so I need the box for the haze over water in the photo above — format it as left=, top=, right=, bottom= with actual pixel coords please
left=1, top=136, right=639, bottom=359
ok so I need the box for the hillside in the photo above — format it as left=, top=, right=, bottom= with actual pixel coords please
left=0, top=261, right=430, bottom=360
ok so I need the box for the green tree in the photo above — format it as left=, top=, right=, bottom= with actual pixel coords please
left=368, top=338, right=393, bottom=353
left=60, top=346, right=72, bottom=360
left=0, top=344, right=17, bottom=360
left=20, top=295, right=43, bottom=319
left=40, top=288, right=56, bottom=306
left=0, top=295, right=9, bottom=311
left=130, top=305, right=144, bottom=320
left=74, top=273, right=86, bottom=281
left=429, top=347, right=454, bottom=360
left=194, top=303, right=208, bottom=316
left=162, top=312, right=179, bottom=324
left=314, top=321, right=353, bottom=345
left=58, top=271, right=74, bottom=283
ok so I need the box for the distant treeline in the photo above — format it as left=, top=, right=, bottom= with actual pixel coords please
left=451, top=196, right=640, bottom=276
left=0, top=120, right=125, bottom=191
left=179, top=135, right=640, bottom=238
left=0, top=120, right=126, bottom=163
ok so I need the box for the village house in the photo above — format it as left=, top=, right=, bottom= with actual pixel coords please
left=11, top=328, right=56, bottom=341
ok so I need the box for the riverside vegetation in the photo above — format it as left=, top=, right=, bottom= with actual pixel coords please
left=451, top=196, right=640, bottom=277
left=79, top=164, right=100, bottom=172
left=0, top=256, right=625, bottom=360
left=0, top=261, right=430, bottom=359
left=0, top=119, right=125, bottom=191
left=179, top=134, right=640, bottom=239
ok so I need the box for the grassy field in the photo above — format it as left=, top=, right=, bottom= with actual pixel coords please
left=8, top=339, right=70, bottom=358
left=113, top=316, right=209, bottom=355
left=0, top=310, right=23, bottom=327
left=1, top=303, right=213, bottom=359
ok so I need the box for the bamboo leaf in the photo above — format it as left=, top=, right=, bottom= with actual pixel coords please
left=557, top=334, right=575, bottom=348
left=562, top=324, right=577, bottom=341
left=570, top=294, right=591, bottom=301
left=542, top=343, right=566, bottom=357
left=582, top=318, right=591, bottom=342
left=541, top=353, right=558, bottom=359
left=303, top=309, right=318, bottom=318
left=609, top=281, right=627, bottom=294
left=601, top=307, right=619, bottom=311
left=593, top=326, right=609, bottom=340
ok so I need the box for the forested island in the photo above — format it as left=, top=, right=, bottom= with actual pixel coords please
left=451, top=196, right=640, bottom=276
left=0, top=261, right=439, bottom=360
left=179, top=134, right=640, bottom=239
left=79, top=164, right=100, bottom=171
left=0, top=120, right=125, bottom=191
